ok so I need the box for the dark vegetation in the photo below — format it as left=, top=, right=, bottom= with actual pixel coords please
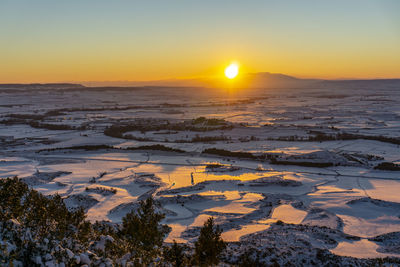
left=183, top=135, right=230, bottom=143
left=374, top=162, right=400, bottom=171
left=104, top=118, right=233, bottom=139
left=236, top=248, right=270, bottom=267
left=125, top=144, right=185, bottom=153
left=192, top=116, right=227, bottom=126
left=270, top=158, right=333, bottom=168
left=193, top=217, right=226, bottom=266
left=271, top=131, right=400, bottom=146
left=0, top=177, right=91, bottom=265
left=1, top=178, right=399, bottom=266
left=0, top=118, right=86, bottom=131
left=7, top=110, right=65, bottom=120
left=85, top=186, right=117, bottom=195
left=1, top=111, right=86, bottom=131
left=205, top=163, right=241, bottom=172
left=205, top=163, right=224, bottom=169
left=163, top=240, right=189, bottom=267
left=28, top=121, right=86, bottom=131
left=0, top=177, right=226, bottom=265
left=119, top=134, right=153, bottom=141
left=38, top=144, right=114, bottom=152
left=202, top=148, right=262, bottom=160
left=120, top=197, right=171, bottom=263
left=202, top=148, right=282, bottom=164
left=125, top=134, right=231, bottom=143
left=38, top=144, right=185, bottom=153
left=2, top=114, right=236, bottom=143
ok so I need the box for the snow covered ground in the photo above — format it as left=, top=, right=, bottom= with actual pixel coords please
left=1, top=84, right=400, bottom=260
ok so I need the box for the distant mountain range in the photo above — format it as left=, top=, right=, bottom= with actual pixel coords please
left=1, top=73, right=399, bottom=89
left=80, top=72, right=400, bottom=89
left=0, top=83, right=85, bottom=89
left=81, top=72, right=317, bottom=88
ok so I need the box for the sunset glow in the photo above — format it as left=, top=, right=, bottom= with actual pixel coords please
left=225, top=63, right=239, bottom=79
left=0, top=1, right=399, bottom=83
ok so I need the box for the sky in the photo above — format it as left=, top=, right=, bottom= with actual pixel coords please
left=0, top=0, right=399, bottom=83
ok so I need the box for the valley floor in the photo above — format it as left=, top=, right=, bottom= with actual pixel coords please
left=1, top=84, right=400, bottom=264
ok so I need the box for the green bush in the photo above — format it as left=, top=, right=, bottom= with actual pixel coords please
left=121, top=197, right=170, bottom=262
left=193, top=217, right=226, bottom=266
left=0, top=177, right=172, bottom=265
left=163, top=240, right=188, bottom=267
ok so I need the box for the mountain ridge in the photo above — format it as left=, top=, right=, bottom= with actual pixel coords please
left=1, top=73, right=399, bottom=89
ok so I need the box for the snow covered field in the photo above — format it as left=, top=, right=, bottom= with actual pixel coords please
left=1, top=84, right=400, bottom=260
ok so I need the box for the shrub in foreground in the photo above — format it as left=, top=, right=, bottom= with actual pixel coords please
left=0, top=177, right=227, bottom=266
left=193, top=217, right=226, bottom=266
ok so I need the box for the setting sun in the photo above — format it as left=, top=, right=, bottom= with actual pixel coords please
left=225, top=63, right=239, bottom=79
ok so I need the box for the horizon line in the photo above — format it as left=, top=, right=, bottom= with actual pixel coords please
left=1, top=71, right=400, bottom=86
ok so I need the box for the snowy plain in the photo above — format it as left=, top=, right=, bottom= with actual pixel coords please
left=1, top=84, right=400, bottom=260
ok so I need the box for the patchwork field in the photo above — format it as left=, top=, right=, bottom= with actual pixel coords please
left=1, top=84, right=400, bottom=263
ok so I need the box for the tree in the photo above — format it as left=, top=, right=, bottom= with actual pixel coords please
left=121, top=197, right=170, bottom=261
left=193, top=217, right=226, bottom=266
left=0, top=177, right=90, bottom=265
left=0, top=176, right=29, bottom=220
left=238, top=249, right=267, bottom=267
left=163, top=240, right=187, bottom=267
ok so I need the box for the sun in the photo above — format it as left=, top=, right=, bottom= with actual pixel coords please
left=225, top=63, right=239, bottom=79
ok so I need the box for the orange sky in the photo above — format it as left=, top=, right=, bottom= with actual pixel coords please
left=0, top=1, right=399, bottom=83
